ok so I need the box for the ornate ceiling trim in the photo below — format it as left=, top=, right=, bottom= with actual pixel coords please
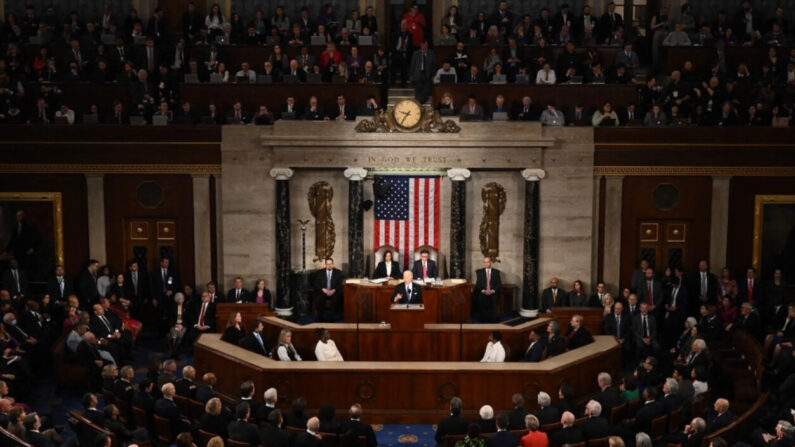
left=594, top=166, right=795, bottom=176
left=1, top=163, right=221, bottom=174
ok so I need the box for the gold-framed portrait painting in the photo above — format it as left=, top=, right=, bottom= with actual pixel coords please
left=753, top=195, right=795, bottom=282
left=0, top=192, right=64, bottom=282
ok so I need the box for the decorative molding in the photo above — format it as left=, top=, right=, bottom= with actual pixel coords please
left=343, top=167, right=368, bottom=181
left=0, top=140, right=218, bottom=146
left=1, top=164, right=221, bottom=174
left=269, top=168, right=295, bottom=180
left=594, top=166, right=795, bottom=177
left=355, top=103, right=461, bottom=133
left=521, top=168, right=546, bottom=181
left=446, top=168, right=471, bottom=181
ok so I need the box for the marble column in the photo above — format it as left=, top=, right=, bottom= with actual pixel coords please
left=447, top=168, right=470, bottom=279
left=520, top=169, right=545, bottom=315
left=270, top=168, right=294, bottom=312
left=602, top=176, right=624, bottom=292
left=192, top=175, right=212, bottom=288
left=709, top=176, right=732, bottom=274
left=345, top=168, right=367, bottom=278
left=84, top=174, right=107, bottom=263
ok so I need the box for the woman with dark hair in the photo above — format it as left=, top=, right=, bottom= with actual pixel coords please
left=205, top=3, right=225, bottom=38
left=221, top=312, right=245, bottom=345
left=374, top=250, right=401, bottom=279
left=276, top=329, right=302, bottom=361
left=284, top=397, right=308, bottom=429
left=619, top=374, right=639, bottom=402
left=318, top=404, right=339, bottom=433
left=252, top=279, right=272, bottom=306
left=441, top=6, right=462, bottom=37
left=557, top=385, right=577, bottom=415
left=314, top=328, right=343, bottom=361
left=568, top=280, right=587, bottom=306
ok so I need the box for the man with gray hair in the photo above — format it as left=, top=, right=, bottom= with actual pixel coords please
left=255, top=387, right=278, bottom=424
left=536, top=391, right=561, bottom=425
left=550, top=411, right=584, bottom=447
left=435, top=397, right=468, bottom=445
left=581, top=400, right=608, bottom=440
left=340, top=403, right=378, bottom=447
left=175, top=365, right=197, bottom=399
left=478, top=405, right=496, bottom=433
left=508, top=393, right=528, bottom=430
left=759, top=420, right=795, bottom=447
left=661, top=377, right=682, bottom=413
left=635, top=432, right=652, bottom=447
left=295, top=417, right=322, bottom=447
left=595, top=372, right=621, bottom=421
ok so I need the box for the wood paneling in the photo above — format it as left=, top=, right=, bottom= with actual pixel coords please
left=619, top=177, right=713, bottom=288
left=214, top=303, right=275, bottom=334
left=344, top=281, right=471, bottom=326
left=727, top=177, right=795, bottom=281
left=433, top=84, right=639, bottom=114
left=104, top=175, right=195, bottom=287
left=541, top=307, right=605, bottom=336
left=0, top=175, right=88, bottom=278
left=194, top=333, right=621, bottom=424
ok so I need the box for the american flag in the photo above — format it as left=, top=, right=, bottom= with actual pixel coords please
left=374, top=175, right=440, bottom=268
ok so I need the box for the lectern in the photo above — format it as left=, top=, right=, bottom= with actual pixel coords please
left=387, top=304, right=430, bottom=329
left=343, top=279, right=471, bottom=324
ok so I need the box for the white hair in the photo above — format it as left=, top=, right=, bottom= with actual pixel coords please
left=665, top=378, right=679, bottom=394
left=263, top=387, right=277, bottom=403
left=693, top=339, right=707, bottom=350
left=537, top=392, right=551, bottom=408
left=635, top=432, right=652, bottom=447
left=597, top=372, right=612, bottom=387
left=479, top=405, right=494, bottom=420
left=586, top=400, right=602, bottom=417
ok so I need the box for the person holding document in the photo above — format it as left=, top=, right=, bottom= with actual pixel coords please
left=393, top=271, right=423, bottom=304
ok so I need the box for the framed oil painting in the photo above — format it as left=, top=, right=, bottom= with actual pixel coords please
left=0, top=192, right=64, bottom=283
left=753, top=195, right=795, bottom=283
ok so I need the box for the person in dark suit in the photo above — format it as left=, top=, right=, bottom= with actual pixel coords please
left=550, top=411, right=584, bottom=447
left=82, top=393, right=105, bottom=426
left=545, top=321, right=566, bottom=357
left=194, top=373, right=217, bottom=404
left=227, top=276, right=251, bottom=303
left=46, top=265, right=74, bottom=305
left=660, top=378, right=682, bottom=413
left=474, top=256, right=501, bottom=323
left=23, top=412, right=54, bottom=447
left=638, top=268, right=663, bottom=313
left=242, top=320, right=269, bottom=356
left=632, top=302, right=659, bottom=361
left=175, top=365, right=197, bottom=399
left=172, top=100, right=199, bottom=125
left=327, top=94, right=357, bottom=121
left=2, top=258, right=28, bottom=298
left=5, top=210, right=41, bottom=275
left=409, top=40, right=437, bottom=104
left=181, top=1, right=203, bottom=41
left=260, top=410, right=291, bottom=447
left=729, top=302, right=762, bottom=340
left=198, top=397, right=230, bottom=438
left=90, top=303, right=131, bottom=363
left=580, top=400, right=609, bottom=440
left=185, top=292, right=215, bottom=347
left=705, top=399, right=735, bottom=434
left=535, top=392, right=561, bottom=425
left=146, top=8, right=168, bottom=45
left=339, top=404, right=378, bottom=447
left=76, top=259, right=100, bottom=308
left=486, top=413, right=519, bottom=447
left=594, top=373, right=622, bottom=420
left=228, top=402, right=261, bottom=447
left=150, top=257, right=181, bottom=330
left=691, top=260, right=718, bottom=311
left=393, top=271, right=423, bottom=305
left=459, top=95, right=485, bottom=121
left=565, top=314, right=593, bottom=350
left=737, top=267, right=764, bottom=306
left=625, top=387, right=662, bottom=433
left=374, top=250, right=401, bottom=280
left=155, top=383, right=192, bottom=435
left=411, top=249, right=438, bottom=281
left=295, top=417, right=323, bottom=447
left=604, top=302, right=632, bottom=365
left=507, top=394, right=528, bottom=431
left=435, top=396, right=468, bottom=445
left=523, top=330, right=546, bottom=362
left=540, top=277, right=569, bottom=312
left=113, top=366, right=136, bottom=404
left=314, top=258, right=344, bottom=322
left=663, top=277, right=688, bottom=348
left=598, top=2, right=623, bottom=42
left=227, top=100, right=250, bottom=125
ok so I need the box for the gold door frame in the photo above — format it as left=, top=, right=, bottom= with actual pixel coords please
left=752, top=194, right=795, bottom=272
left=0, top=192, right=64, bottom=268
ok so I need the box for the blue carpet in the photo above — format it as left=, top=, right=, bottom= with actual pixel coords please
left=375, top=424, right=436, bottom=447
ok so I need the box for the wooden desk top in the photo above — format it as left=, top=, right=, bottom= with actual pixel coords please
left=195, top=332, right=618, bottom=372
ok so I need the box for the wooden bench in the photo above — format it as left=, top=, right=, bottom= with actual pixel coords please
left=51, top=335, right=90, bottom=389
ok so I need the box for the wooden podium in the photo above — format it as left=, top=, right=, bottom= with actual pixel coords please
left=343, top=279, right=471, bottom=325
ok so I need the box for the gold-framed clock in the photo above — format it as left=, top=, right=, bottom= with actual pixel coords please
left=392, top=99, right=423, bottom=131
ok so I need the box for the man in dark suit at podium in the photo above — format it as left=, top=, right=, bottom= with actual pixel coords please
left=411, top=249, right=438, bottom=281
left=314, top=258, right=344, bottom=322
left=474, top=256, right=502, bottom=323
left=393, top=271, right=423, bottom=304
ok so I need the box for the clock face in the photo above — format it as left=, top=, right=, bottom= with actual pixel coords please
left=393, top=99, right=423, bottom=129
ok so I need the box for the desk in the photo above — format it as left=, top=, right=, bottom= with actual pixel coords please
left=259, top=316, right=549, bottom=362
left=343, top=279, right=471, bottom=325
left=194, top=333, right=621, bottom=423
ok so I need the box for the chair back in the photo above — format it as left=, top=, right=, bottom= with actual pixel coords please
left=610, top=402, right=627, bottom=425
left=132, top=406, right=148, bottom=429
left=227, top=439, right=252, bottom=447
left=414, top=245, right=438, bottom=262
left=540, top=422, right=562, bottom=434
left=187, top=399, right=205, bottom=422
left=0, top=425, right=32, bottom=447
left=197, top=429, right=217, bottom=447
left=173, top=394, right=190, bottom=415
left=102, top=389, right=116, bottom=406
left=374, top=245, right=400, bottom=266
left=319, top=432, right=341, bottom=447
left=650, top=414, right=669, bottom=441
left=588, top=436, right=610, bottom=447
left=626, top=397, right=641, bottom=417
left=569, top=442, right=586, bottom=447
left=153, top=413, right=174, bottom=445
left=691, top=393, right=708, bottom=418
left=444, top=433, right=466, bottom=447
left=668, top=407, right=683, bottom=433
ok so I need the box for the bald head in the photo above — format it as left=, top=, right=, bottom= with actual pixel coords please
left=182, top=366, right=195, bottom=380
